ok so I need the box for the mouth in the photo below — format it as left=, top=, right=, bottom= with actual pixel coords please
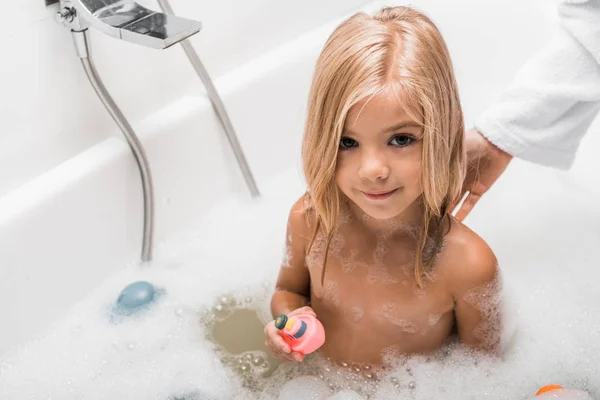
left=361, top=188, right=398, bottom=200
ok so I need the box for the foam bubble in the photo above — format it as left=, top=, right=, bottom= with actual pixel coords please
left=366, top=263, right=399, bottom=285
left=462, top=271, right=503, bottom=349
left=327, top=389, right=365, bottom=399
left=323, top=281, right=341, bottom=307
left=2, top=164, right=600, bottom=399
left=281, top=243, right=292, bottom=268
left=345, top=306, right=364, bottom=323
left=277, top=376, right=331, bottom=400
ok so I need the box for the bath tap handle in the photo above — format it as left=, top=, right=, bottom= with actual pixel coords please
left=57, top=0, right=202, bottom=49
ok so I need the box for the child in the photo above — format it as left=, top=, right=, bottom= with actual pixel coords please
left=264, top=6, right=502, bottom=366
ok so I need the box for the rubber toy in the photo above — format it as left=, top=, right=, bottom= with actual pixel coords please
left=535, top=384, right=593, bottom=399
left=537, top=385, right=566, bottom=396
left=274, top=313, right=325, bottom=355
left=113, top=281, right=160, bottom=317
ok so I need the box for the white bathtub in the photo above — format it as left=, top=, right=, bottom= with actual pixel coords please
left=1, top=0, right=379, bottom=354
left=2, top=0, right=600, bottom=398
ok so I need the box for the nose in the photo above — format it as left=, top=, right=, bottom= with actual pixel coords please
left=358, top=150, right=390, bottom=181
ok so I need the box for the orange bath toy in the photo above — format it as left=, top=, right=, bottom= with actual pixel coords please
left=534, top=384, right=594, bottom=399
left=536, top=384, right=565, bottom=396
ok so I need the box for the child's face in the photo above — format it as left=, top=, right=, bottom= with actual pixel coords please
left=336, top=90, right=424, bottom=220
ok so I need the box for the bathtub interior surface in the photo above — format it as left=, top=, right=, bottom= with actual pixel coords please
left=2, top=0, right=600, bottom=398
left=0, top=157, right=599, bottom=399
left=2, top=0, right=374, bottom=198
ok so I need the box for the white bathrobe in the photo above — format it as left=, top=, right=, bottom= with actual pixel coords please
left=475, top=0, right=600, bottom=169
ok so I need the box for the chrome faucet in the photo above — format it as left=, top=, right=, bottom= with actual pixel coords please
left=53, top=0, right=202, bottom=49
left=48, top=0, right=203, bottom=263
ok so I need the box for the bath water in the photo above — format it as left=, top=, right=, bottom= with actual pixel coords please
left=1, top=159, right=599, bottom=399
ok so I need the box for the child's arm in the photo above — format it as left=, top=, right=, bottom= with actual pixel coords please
left=265, top=196, right=314, bottom=362
left=451, top=237, right=503, bottom=354
left=270, top=196, right=313, bottom=316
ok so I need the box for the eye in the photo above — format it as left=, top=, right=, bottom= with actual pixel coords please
left=389, top=135, right=415, bottom=147
left=339, top=136, right=358, bottom=150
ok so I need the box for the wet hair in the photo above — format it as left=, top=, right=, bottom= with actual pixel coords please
left=301, top=6, right=465, bottom=286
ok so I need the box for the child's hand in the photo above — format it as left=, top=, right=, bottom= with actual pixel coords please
left=264, top=306, right=316, bottom=362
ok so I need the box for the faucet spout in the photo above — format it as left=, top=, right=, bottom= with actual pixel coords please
left=63, top=0, right=201, bottom=49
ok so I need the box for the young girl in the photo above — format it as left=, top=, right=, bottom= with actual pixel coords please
left=264, top=6, right=502, bottom=366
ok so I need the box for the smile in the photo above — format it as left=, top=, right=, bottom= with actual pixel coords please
left=361, top=188, right=398, bottom=200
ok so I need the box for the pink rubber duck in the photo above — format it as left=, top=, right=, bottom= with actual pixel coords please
left=274, top=313, right=326, bottom=355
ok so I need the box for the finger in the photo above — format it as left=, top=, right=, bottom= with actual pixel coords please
left=455, top=192, right=481, bottom=222
left=274, top=348, right=297, bottom=362
left=291, top=352, right=304, bottom=362
left=264, top=339, right=296, bottom=362
left=275, top=349, right=300, bottom=362
left=266, top=328, right=292, bottom=353
left=450, top=189, right=470, bottom=217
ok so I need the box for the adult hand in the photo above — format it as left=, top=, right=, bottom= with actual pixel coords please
left=453, top=128, right=513, bottom=221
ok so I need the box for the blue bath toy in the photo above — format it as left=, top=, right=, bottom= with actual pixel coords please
left=168, top=390, right=205, bottom=400
left=113, top=281, right=161, bottom=317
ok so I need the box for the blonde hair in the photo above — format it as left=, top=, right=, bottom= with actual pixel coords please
left=302, top=6, right=466, bottom=287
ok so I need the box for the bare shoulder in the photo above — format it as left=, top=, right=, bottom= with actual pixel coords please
left=440, top=216, right=499, bottom=294
left=288, top=193, right=317, bottom=242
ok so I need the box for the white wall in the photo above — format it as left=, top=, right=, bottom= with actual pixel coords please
left=1, top=0, right=372, bottom=198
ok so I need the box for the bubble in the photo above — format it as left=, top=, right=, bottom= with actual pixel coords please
left=428, top=314, right=442, bottom=326
left=327, top=389, right=365, bottom=400
left=423, top=235, right=445, bottom=268
left=282, top=247, right=292, bottom=268
left=381, top=304, right=419, bottom=333
left=329, top=231, right=346, bottom=256
left=367, top=263, right=399, bottom=285
left=344, top=305, right=364, bottom=323
left=402, top=259, right=415, bottom=277
left=381, top=345, right=404, bottom=364
left=324, top=281, right=341, bottom=307
left=462, top=270, right=503, bottom=349
left=199, top=308, right=216, bottom=325
left=5, top=166, right=600, bottom=400
left=338, top=203, right=354, bottom=225
left=306, top=231, right=327, bottom=271
left=373, top=238, right=388, bottom=265
left=277, top=376, right=330, bottom=400
left=340, top=249, right=362, bottom=273
left=413, top=284, right=427, bottom=299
